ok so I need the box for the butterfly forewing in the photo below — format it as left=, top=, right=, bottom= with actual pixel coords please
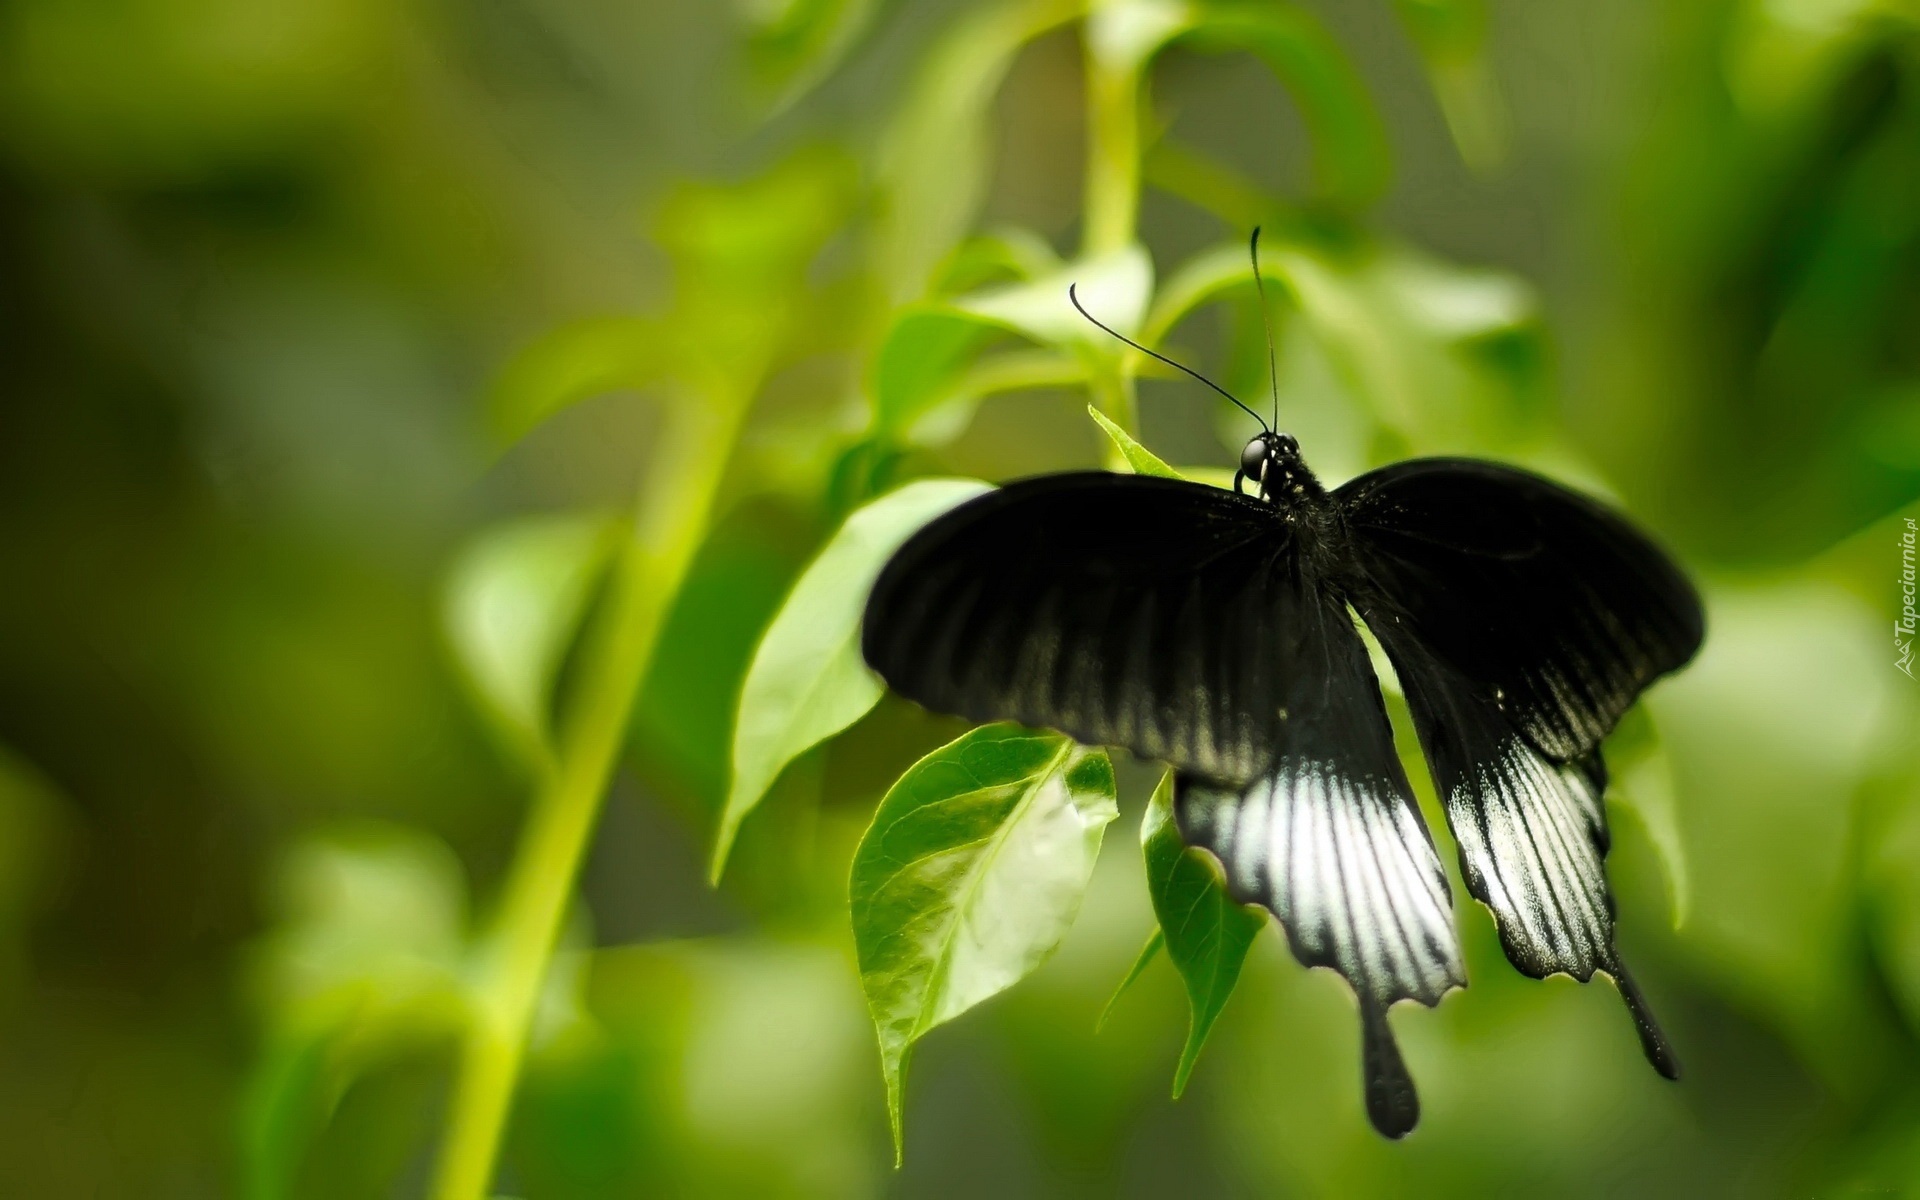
left=1336, top=458, right=1703, bottom=761
left=862, top=474, right=1290, bottom=784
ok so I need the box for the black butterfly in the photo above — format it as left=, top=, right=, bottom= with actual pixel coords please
left=858, top=234, right=1704, bottom=1138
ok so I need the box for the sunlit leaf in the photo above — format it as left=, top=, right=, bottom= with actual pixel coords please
left=443, top=513, right=619, bottom=767
left=1084, top=0, right=1193, bottom=74
left=955, top=243, right=1154, bottom=348
left=714, top=479, right=994, bottom=882
left=1087, top=404, right=1183, bottom=478
left=875, top=0, right=1079, bottom=299
left=850, top=724, right=1118, bottom=1160
left=1141, top=769, right=1266, bottom=1098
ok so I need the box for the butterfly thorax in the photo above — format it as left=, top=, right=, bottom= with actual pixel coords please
left=1242, top=430, right=1327, bottom=509
left=1263, top=453, right=1326, bottom=507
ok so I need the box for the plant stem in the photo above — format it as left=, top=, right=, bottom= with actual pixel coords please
left=1082, top=52, right=1142, bottom=259
left=432, top=389, right=747, bottom=1200
left=1081, top=1, right=1148, bottom=459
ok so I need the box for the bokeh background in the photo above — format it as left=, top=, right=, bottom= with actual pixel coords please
left=3, top=0, right=1920, bottom=1195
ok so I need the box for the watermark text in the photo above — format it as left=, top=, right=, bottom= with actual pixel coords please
left=1899, top=516, right=1916, bottom=678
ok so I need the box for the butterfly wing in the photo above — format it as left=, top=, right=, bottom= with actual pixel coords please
left=1174, top=570, right=1463, bottom=1138
left=1337, top=458, right=1702, bottom=1075
left=862, top=473, right=1291, bottom=784
left=862, top=472, right=1463, bottom=1135
left=1337, top=457, right=1703, bottom=760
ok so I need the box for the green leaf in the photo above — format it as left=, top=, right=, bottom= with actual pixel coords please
left=1085, top=0, right=1193, bottom=74
left=1866, top=774, right=1920, bottom=1036
left=850, top=724, right=1119, bottom=1161
left=443, top=513, right=619, bottom=766
left=1141, top=240, right=1263, bottom=348
left=872, top=307, right=1004, bottom=438
left=714, top=479, right=994, bottom=882
left=1087, top=404, right=1183, bottom=478
left=1143, top=139, right=1273, bottom=232
left=1256, top=233, right=1540, bottom=452
left=256, top=823, right=469, bottom=1019
left=875, top=0, right=1079, bottom=299
left=1096, top=929, right=1164, bottom=1032
left=242, top=823, right=472, bottom=1200
left=1646, top=581, right=1901, bottom=1066
left=900, top=350, right=1088, bottom=448
left=1176, top=466, right=1240, bottom=491
left=866, top=247, right=1146, bottom=447
left=0, top=746, right=66, bottom=947
left=931, top=227, right=1064, bottom=294
left=955, top=243, right=1154, bottom=348
left=1142, top=769, right=1266, bottom=1098
left=1174, top=4, right=1391, bottom=208
left=1145, top=231, right=1543, bottom=456
left=744, top=0, right=890, bottom=113
left=1390, top=0, right=1506, bottom=170
left=870, top=236, right=1092, bottom=443
left=1605, top=706, right=1691, bottom=928
left=486, top=316, right=659, bottom=449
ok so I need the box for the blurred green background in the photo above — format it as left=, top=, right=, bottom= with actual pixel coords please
left=2, top=0, right=1919, bottom=1195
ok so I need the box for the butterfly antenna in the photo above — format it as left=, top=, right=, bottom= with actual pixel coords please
left=1068, top=284, right=1268, bottom=432
left=1250, top=227, right=1280, bottom=431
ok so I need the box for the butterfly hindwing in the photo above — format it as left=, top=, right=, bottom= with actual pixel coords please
left=1339, top=458, right=1699, bottom=1077
left=1174, top=574, right=1463, bottom=1137
left=862, top=474, right=1291, bottom=783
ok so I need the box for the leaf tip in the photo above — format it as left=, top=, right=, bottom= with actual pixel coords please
left=885, top=1061, right=906, bottom=1168
left=1171, top=1020, right=1207, bottom=1100
left=1097, top=928, right=1164, bottom=1033
left=704, top=833, right=734, bottom=889
left=706, top=782, right=753, bottom=887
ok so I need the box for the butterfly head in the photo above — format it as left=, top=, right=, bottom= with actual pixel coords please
left=1240, top=431, right=1317, bottom=502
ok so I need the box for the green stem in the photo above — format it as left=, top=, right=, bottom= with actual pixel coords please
left=1081, top=3, right=1148, bottom=456
left=431, top=388, right=748, bottom=1200
left=1082, top=52, right=1142, bottom=258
